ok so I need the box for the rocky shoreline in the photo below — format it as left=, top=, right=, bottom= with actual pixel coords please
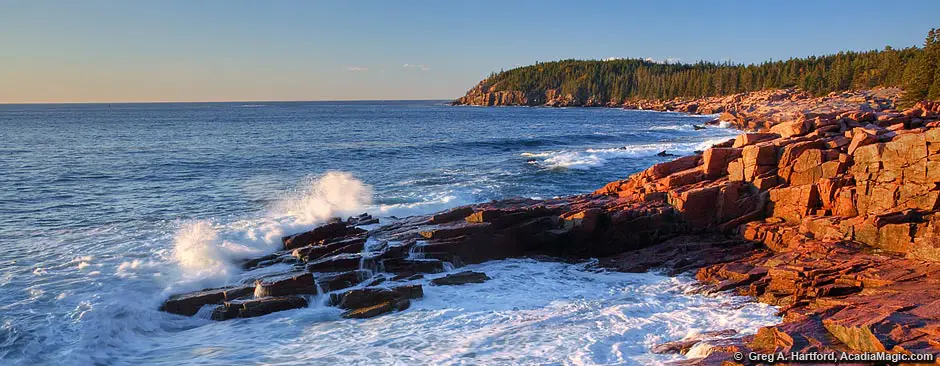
left=162, top=89, right=940, bottom=364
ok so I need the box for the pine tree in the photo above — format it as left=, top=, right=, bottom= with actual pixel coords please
left=471, top=29, right=937, bottom=104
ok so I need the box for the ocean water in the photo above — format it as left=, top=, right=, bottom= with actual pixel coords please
left=0, top=101, right=778, bottom=365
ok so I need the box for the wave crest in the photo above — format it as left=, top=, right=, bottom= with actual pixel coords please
left=166, top=171, right=374, bottom=290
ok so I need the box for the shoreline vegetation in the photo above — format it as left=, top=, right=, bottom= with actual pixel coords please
left=453, top=29, right=940, bottom=109
left=160, top=29, right=940, bottom=363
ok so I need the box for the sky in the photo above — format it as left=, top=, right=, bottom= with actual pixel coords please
left=1, top=0, right=939, bottom=103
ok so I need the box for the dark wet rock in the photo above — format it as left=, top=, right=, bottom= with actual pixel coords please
left=381, top=258, right=445, bottom=274
left=239, top=253, right=279, bottom=270
left=347, top=213, right=379, bottom=226
left=651, top=329, right=738, bottom=354
left=693, top=124, right=706, bottom=130
left=419, top=251, right=461, bottom=264
left=254, top=272, right=317, bottom=297
left=160, top=285, right=256, bottom=316
left=429, top=206, right=474, bottom=224
left=305, top=254, right=363, bottom=272
left=365, top=276, right=387, bottom=287
left=418, top=222, right=492, bottom=239
left=341, top=297, right=410, bottom=319
left=329, top=284, right=423, bottom=310
left=223, top=285, right=256, bottom=300
left=431, top=271, right=490, bottom=286
left=391, top=273, right=424, bottom=281
left=291, top=235, right=367, bottom=262
left=374, top=240, right=412, bottom=261
left=316, top=270, right=369, bottom=292
left=210, top=296, right=308, bottom=320
left=282, top=221, right=366, bottom=251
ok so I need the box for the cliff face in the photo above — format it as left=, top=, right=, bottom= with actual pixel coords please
left=162, top=89, right=940, bottom=363
left=452, top=80, right=615, bottom=107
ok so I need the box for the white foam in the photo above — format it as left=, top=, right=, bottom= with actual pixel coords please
left=275, top=171, right=373, bottom=226
left=648, top=124, right=693, bottom=131
left=525, top=128, right=739, bottom=170
left=158, top=171, right=374, bottom=292
left=106, top=259, right=779, bottom=365
left=373, top=195, right=471, bottom=218
left=524, top=143, right=698, bottom=170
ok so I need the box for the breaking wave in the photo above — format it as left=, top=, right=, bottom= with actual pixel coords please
left=525, top=137, right=736, bottom=170
left=166, top=171, right=373, bottom=291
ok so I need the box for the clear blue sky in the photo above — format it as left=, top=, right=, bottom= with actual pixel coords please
left=1, top=0, right=938, bottom=103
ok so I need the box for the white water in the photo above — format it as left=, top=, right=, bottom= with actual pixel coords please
left=98, top=259, right=779, bottom=365
left=160, top=171, right=375, bottom=293
left=27, top=166, right=782, bottom=366
left=525, top=137, right=738, bottom=170
left=115, top=170, right=780, bottom=365
left=4, top=103, right=777, bottom=366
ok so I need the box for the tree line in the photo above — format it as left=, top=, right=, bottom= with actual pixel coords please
left=479, top=28, right=940, bottom=106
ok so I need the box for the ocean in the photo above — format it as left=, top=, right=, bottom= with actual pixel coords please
left=0, top=101, right=778, bottom=365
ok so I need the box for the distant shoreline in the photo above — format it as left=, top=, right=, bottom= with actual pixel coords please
left=0, top=99, right=454, bottom=106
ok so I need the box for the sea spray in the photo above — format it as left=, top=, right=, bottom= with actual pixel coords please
left=277, top=171, right=373, bottom=225
left=167, top=171, right=374, bottom=289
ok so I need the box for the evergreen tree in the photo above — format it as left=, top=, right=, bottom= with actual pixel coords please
left=472, top=29, right=939, bottom=104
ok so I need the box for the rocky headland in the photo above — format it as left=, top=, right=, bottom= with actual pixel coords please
left=162, top=88, right=940, bottom=364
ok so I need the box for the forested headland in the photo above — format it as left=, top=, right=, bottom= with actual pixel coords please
left=454, top=28, right=940, bottom=107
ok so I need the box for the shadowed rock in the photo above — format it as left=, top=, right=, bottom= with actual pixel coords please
left=341, top=298, right=411, bottom=319
left=210, top=296, right=308, bottom=320
left=254, top=272, right=317, bottom=297
left=160, top=285, right=255, bottom=316
left=430, top=271, right=490, bottom=286
left=329, top=285, right=423, bottom=310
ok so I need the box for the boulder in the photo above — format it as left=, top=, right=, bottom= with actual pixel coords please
left=847, top=130, right=878, bottom=155
left=651, top=329, right=738, bottom=354
left=316, top=270, right=370, bottom=292
left=341, top=298, right=411, bottom=319
left=431, top=271, right=491, bottom=286
left=702, top=148, right=742, bottom=179
left=160, top=285, right=255, bottom=316
left=329, top=284, right=424, bottom=310
left=733, top=133, right=779, bottom=148
left=254, top=272, right=318, bottom=298
left=429, top=206, right=474, bottom=224
left=291, top=235, right=367, bottom=262
left=381, top=259, right=446, bottom=274
left=282, top=221, right=365, bottom=250
left=650, top=155, right=701, bottom=179
left=419, top=222, right=491, bottom=239
left=768, top=185, right=820, bottom=223
left=306, top=254, right=363, bottom=272
left=770, top=120, right=809, bottom=138
left=211, top=296, right=308, bottom=320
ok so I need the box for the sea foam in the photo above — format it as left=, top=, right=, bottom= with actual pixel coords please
left=166, top=171, right=373, bottom=291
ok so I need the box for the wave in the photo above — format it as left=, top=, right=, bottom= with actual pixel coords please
left=161, top=171, right=373, bottom=293
left=93, top=259, right=779, bottom=364
left=422, top=133, right=635, bottom=153
left=648, top=124, right=695, bottom=131
left=525, top=136, right=737, bottom=170
left=375, top=194, right=474, bottom=218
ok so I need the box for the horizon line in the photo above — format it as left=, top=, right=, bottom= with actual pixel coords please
left=0, top=97, right=456, bottom=106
